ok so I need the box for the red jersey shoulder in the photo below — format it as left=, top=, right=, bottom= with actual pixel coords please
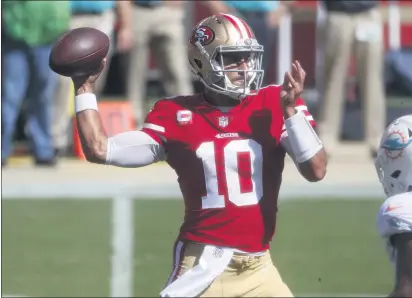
left=258, top=84, right=281, bottom=98
left=253, top=84, right=283, bottom=112
left=142, top=94, right=204, bottom=143
left=237, top=85, right=282, bottom=116
left=259, top=84, right=282, bottom=94
left=148, top=95, right=194, bottom=115
left=146, top=94, right=201, bottom=120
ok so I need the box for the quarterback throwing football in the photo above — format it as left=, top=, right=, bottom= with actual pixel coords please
left=375, top=115, right=412, bottom=297
left=72, top=14, right=327, bottom=297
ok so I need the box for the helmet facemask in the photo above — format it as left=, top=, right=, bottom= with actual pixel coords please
left=193, top=39, right=264, bottom=100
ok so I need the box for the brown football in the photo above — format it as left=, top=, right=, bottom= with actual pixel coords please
left=49, top=27, right=110, bottom=77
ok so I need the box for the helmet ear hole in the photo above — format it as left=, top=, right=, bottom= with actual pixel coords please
left=391, top=170, right=401, bottom=178
left=194, top=58, right=202, bottom=69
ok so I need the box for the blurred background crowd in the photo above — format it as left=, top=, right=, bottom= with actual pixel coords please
left=2, top=0, right=412, bottom=167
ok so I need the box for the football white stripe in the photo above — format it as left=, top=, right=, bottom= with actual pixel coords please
left=143, top=123, right=165, bottom=133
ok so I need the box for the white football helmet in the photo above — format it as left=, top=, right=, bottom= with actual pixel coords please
left=375, top=114, right=412, bottom=197
left=187, top=14, right=264, bottom=100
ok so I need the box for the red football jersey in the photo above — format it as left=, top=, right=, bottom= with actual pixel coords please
left=142, top=85, right=315, bottom=252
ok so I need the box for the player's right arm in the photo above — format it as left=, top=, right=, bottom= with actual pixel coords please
left=389, top=232, right=412, bottom=297
left=72, top=60, right=166, bottom=167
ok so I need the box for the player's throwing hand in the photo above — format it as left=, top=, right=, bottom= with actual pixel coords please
left=280, top=60, right=306, bottom=117
left=71, top=58, right=107, bottom=94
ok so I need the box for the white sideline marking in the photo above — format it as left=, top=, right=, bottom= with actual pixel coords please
left=1, top=180, right=383, bottom=200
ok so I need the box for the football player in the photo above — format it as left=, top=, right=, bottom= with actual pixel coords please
left=375, top=115, right=412, bottom=297
left=72, top=14, right=327, bottom=297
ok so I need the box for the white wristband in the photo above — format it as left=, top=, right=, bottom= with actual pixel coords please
left=285, top=111, right=323, bottom=163
left=75, top=93, right=98, bottom=113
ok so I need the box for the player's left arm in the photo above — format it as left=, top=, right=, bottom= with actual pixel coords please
left=389, top=232, right=412, bottom=297
left=280, top=101, right=327, bottom=182
left=279, top=61, right=327, bottom=182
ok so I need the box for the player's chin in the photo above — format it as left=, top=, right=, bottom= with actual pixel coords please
left=232, top=80, right=246, bottom=87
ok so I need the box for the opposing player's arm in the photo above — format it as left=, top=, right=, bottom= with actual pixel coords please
left=280, top=100, right=327, bottom=182
left=389, top=232, right=412, bottom=297
left=378, top=196, right=412, bottom=297
left=73, top=64, right=166, bottom=167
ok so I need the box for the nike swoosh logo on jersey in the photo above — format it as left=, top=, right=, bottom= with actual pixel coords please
left=386, top=205, right=403, bottom=212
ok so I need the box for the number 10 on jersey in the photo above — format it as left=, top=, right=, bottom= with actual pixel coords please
left=196, top=139, right=264, bottom=210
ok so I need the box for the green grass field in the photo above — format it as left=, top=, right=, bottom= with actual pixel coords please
left=2, top=198, right=392, bottom=297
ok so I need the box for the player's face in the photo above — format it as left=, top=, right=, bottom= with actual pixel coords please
left=219, top=51, right=254, bottom=86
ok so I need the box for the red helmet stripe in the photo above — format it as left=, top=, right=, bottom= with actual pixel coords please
left=239, top=18, right=252, bottom=38
left=219, top=13, right=244, bottom=39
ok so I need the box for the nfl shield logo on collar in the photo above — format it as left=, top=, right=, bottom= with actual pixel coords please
left=218, top=116, right=229, bottom=128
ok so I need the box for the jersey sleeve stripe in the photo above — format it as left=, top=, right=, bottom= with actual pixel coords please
left=295, top=105, right=308, bottom=112
left=141, top=128, right=164, bottom=146
left=295, top=106, right=314, bottom=119
left=143, top=123, right=165, bottom=133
